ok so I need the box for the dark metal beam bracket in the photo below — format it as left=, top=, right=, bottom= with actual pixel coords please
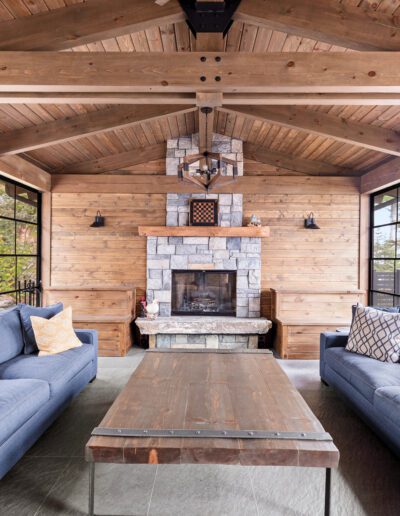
left=179, top=0, right=241, bottom=34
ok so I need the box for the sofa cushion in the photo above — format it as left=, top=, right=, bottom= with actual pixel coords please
left=0, top=379, right=50, bottom=447
left=325, top=347, right=400, bottom=403
left=0, top=344, right=95, bottom=398
left=18, top=303, right=63, bottom=355
left=374, top=386, right=400, bottom=428
left=0, top=307, right=24, bottom=364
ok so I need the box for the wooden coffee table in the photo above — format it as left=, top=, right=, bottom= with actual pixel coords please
left=86, top=350, right=339, bottom=516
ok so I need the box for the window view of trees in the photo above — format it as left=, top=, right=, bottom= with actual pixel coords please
left=371, top=187, right=400, bottom=307
left=0, top=176, right=40, bottom=310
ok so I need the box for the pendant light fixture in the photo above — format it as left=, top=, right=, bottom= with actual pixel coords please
left=177, top=107, right=239, bottom=192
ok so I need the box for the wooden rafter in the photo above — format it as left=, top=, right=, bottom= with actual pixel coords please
left=54, top=143, right=167, bottom=175
left=243, top=143, right=357, bottom=177
left=235, top=0, right=400, bottom=51
left=0, top=106, right=196, bottom=155
left=0, top=155, right=51, bottom=192
left=221, top=106, right=400, bottom=157
left=1, top=52, right=400, bottom=93
left=361, top=158, right=400, bottom=194
left=0, top=0, right=184, bottom=51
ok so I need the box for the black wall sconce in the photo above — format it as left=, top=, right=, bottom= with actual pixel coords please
left=304, top=212, right=320, bottom=229
left=90, top=210, right=105, bottom=228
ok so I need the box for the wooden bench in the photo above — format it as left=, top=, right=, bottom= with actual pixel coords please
left=43, top=286, right=136, bottom=357
left=271, top=289, right=365, bottom=359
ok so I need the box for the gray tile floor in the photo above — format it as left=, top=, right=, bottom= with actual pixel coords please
left=0, top=349, right=399, bottom=516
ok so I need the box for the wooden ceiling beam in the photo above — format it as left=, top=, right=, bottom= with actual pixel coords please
left=1, top=52, right=400, bottom=93
left=196, top=93, right=222, bottom=153
left=52, top=174, right=360, bottom=195
left=54, top=143, right=166, bottom=175
left=361, top=158, right=400, bottom=194
left=195, top=33, right=225, bottom=51
left=0, top=105, right=195, bottom=155
left=2, top=92, right=400, bottom=106
left=198, top=107, right=215, bottom=153
left=0, top=155, right=51, bottom=192
left=235, top=0, right=400, bottom=51
left=0, top=0, right=184, bottom=51
left=243, top=143, right=357, bottom=177
left=221, top=105, right=400, bottom=157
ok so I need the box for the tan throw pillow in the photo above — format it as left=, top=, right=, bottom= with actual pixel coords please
left=30, top=306, right=82, bottom=356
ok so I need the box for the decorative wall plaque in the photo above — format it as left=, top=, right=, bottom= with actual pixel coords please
left=189, top=199, right=218, bottom=226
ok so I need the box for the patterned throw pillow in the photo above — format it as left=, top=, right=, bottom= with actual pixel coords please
left=346, top=305, right=400, bottom=363
left=30, top=306, right=82, bottom=356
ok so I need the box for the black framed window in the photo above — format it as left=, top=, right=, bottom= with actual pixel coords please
left=0, top=175, right=41, bottom=310
left=370, top=184, right=400, bottom=307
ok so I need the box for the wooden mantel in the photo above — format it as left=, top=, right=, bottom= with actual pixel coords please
left=138, top=226, right=270, bottom=238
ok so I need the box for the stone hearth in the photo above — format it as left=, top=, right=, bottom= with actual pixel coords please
left=136, top=316, right=272, bottom=350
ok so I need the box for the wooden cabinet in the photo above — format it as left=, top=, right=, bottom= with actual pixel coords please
left=43, top=286, right=136, bottom=357
left=271, top=289, right=365, bottom=359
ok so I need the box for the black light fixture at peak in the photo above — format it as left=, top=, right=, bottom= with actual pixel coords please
left=304, top=212, right=320, bottom=230
left=90, top=211, right=105, bottom=228
left=179, top=0, right=241, bottom=35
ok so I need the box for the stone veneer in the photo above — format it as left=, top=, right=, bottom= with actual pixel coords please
left=145, top=133, right=263, bottom=348
left=146, top=233, right=261, bottom=318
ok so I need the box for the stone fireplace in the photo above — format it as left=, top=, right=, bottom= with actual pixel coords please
left=171, top=270, right=237, bottom=316
left=141, top=132, right=267, bottom=349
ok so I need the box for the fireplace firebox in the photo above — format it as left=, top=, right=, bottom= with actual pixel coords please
left=172, top=270, right=236, bottom=316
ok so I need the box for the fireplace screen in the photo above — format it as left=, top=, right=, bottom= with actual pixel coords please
left=172, top=270, right=236, bottom=316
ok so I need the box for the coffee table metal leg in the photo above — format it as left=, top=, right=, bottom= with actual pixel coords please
left=324, top=468, right=331, bottom=516
left=89, top=462, right=95, bottom=516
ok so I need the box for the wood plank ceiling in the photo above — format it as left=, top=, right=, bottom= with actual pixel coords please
left=0, top=0, right=399, bottom=176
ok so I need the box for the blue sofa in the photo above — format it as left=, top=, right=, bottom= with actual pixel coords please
left=0, top=306, right=98, bottom=479
left=320, top=331, right=400, bottom=457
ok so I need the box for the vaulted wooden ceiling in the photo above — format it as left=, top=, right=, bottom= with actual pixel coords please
left=0, top=0, right=399, bottom=182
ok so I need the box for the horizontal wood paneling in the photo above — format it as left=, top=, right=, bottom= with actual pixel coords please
left=50, top=175, right=361, bottom=358
left=272, top=291, right=365, bottom=323
left=43, top=288, right=136, bottom=319
left=50, top=192, right=166, bottom=311
left=243, top=181, right=361, bottom=321
left=276, top=322, right=346, bottom=360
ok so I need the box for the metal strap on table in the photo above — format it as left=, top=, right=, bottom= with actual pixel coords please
left=92, top=427, right=333, bottom=441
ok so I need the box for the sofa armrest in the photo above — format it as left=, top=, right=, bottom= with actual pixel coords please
left=75, top=329, right=98, bottom=350
left=320, top=331, right=349, bottom=381
left=75, top=329, right=98, bottom=381
left=321, top=331, right=349, bottom=350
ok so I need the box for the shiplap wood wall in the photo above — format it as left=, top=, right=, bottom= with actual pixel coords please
left=50, top=175, right=361, bottom=319
left=242, top=186, right=361, bottom=319
left=51, top=192, right=166, bottom=306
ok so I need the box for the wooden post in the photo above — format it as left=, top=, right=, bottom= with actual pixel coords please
left=41, top=192, right=52, bottom=289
